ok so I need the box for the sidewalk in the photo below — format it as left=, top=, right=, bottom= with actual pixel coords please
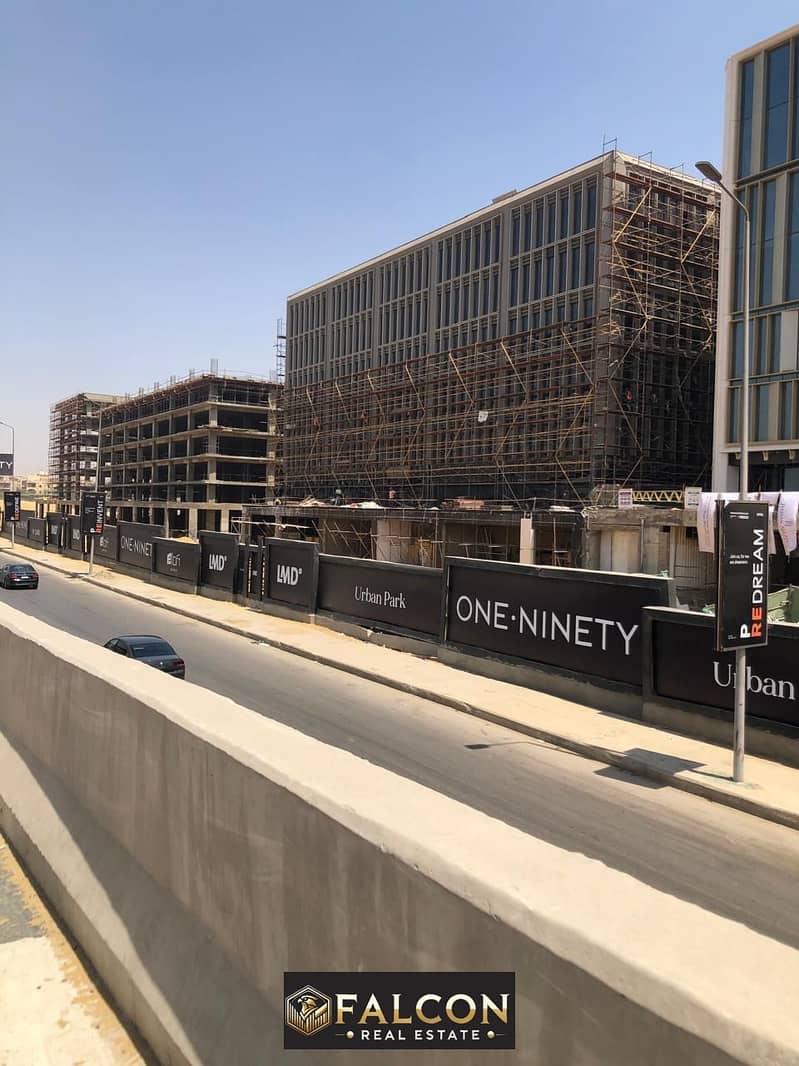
left=0, top=833, right=150, bottom=1064
left=3, top=536, right=799, bottom=831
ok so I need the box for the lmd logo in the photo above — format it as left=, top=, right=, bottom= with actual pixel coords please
left=276, top=564, right=303, bottom=586
left=208, top=553, right=228, bottom=572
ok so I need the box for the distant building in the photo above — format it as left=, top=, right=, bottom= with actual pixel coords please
left=284, top=149, right=720, bottom=506
left=49, top=393, right=123, bottom=513
left=713, top=23, right=799, bottom=492
left=98, top=372, right=281, bottom=536
left=0, top=471, right=53, bottom=498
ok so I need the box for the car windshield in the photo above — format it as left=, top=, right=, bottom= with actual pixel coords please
left=130, top=641, right=175, bottom=659
left=10, top=565, right=34, bottom=573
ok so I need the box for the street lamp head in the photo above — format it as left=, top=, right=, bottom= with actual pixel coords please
left=695, top=160, right=723, bottom=184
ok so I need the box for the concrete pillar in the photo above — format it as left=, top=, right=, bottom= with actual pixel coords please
left=375, top=519, right=415, bottom=563
left=188, top=508, right=199, bottom=539
left=600, top=529, right=640, bottom=573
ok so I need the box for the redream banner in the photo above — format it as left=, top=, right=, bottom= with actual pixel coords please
left=118, top=521, right=164, bottom=570
left=199, top=531, right=240, bottom=592
left=318, top=556, right=442, bottom=637
left=154, top=539, right=201, bottom=585
left=445, top=559, right=673, bottom=687
left=267, top=539, right=318, bottom=608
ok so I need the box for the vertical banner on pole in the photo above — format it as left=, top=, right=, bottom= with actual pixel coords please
left=715, top=500, right=770, bottom=653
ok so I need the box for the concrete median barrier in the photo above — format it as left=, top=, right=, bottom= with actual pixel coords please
left=0, top=603, right=797, bottom=1065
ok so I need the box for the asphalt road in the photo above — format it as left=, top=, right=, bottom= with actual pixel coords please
left=3, top=550, right=799, bottom=950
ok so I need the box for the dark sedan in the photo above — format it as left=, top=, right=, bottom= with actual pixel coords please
left=0, top=563, right=39, bottom=589
left=103, top=635, right=186, bottom=678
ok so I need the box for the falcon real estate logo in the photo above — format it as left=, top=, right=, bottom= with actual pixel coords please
left=283, top=972, right=515, bottom=1050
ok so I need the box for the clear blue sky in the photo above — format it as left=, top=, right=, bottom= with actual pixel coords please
left=1, top=1, right=797, bottom=471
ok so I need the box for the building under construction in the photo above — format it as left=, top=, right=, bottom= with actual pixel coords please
left=98, top=371, right=281, bottom=536
left=284, top=150, right=720, bottom=507
left=49, top=392, right=124, bottom=513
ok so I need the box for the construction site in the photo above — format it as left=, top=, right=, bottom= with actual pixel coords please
left=282, top=151, right=720, bottom=514
left=48, top=392, right=123, bottom=513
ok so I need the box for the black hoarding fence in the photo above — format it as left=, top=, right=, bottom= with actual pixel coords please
left=716, top=500, right=769, bottom=652
left=47, top=515, right=64, bottom=550
left=445, top=559, right=674, bottom=687
left=66, top=516, right=85, bottom=555
left=199, top=531, right=240, bottom=592
left=94, top=525, right=119, bottom=561
left=154, top=539, right=201, bottom=585
left=266, top=539, right=318, bottom=609
left=318, top=555, right=443, bottom=638
left=27, top=518, right=46, bottom=544
left=118, top=521, right=164, bottom=571
left=648, top=608, right=799, bottom=731
left=242, top=542, right=266, bottom=600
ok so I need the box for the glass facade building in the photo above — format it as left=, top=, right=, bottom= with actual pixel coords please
left=713, top=23, right=799, bottom=492
left=285, top=152, right=718, bottom=504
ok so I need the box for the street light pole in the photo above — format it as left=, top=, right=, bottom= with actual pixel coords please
left=0, top=420, right=15, bottom=547
left=696, top=160, right=751, bottom=783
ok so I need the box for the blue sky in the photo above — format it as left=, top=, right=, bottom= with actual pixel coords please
left=1, top=1, right=797, bottom=470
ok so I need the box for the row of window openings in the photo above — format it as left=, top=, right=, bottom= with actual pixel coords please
left=508, top=295, right=595, bottom=334
left=729, top=381, right=799, bottom=442
left=730, top=312, right=797, bottom=376
left=291, top=293, right=327, bottom=334
left=509, top=182, right=597, bottom=256
left=380, top=250, right=430, bottom=305
left=509, top=241, right=594, bottom=306
left=738, top=39, right=799, bottom=178
left=289, top=188, right=600, bottom=332
left=733, top=174, right=799, bottom=308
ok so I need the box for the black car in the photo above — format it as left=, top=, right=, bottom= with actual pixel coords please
left=103, top=635, right=186, bottom=678
left=0, top=563, right=39, bottom=589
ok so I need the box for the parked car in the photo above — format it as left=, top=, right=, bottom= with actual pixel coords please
left=0, top=563, right=39, bottom=589
left=103, top=635, right=185, bottom=678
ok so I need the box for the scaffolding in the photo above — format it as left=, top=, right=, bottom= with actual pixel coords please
left=283, top=153, right=719, bottom=507
left=595, top=154, right=719, bottom=490
left=48, top=392, right=122, bottom=512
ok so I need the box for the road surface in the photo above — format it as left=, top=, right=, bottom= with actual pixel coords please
left=2, top=549, right=798, bottom=951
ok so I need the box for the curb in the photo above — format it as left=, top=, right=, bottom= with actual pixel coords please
left=0, top=545, right=85, bottom=580
left=3, top=540, right=798, bottom=832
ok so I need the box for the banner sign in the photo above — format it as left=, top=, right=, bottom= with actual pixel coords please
left=651, top=611, right=799, bottom=729
left=777, top=492, right=799, bottom=555
left=199, top=532, right=240, bottom=592
left=94, top=525, right=119, bottom=561
left=3, top=491, right=20, bottom=523
left=283, top=971, right=515, bottom=1051
left=81, top=491, right=106, bottom=535
left=27, top=518, right=45, bottom=544
left=118, top=521, right=164, bottom=570
left=154, top=539, right=201, bottom=584
left=0, top=454, right=13, bottom=476
left=318, top=556, right=442, bottom=637
left=267, top=539, right=318, bottom=608
left=446, top=559, right=673, bottom=686
left=715, top=501, right=769, bottom=652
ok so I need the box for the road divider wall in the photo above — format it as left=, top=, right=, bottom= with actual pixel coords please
left=0, top=604, right=792, bottom=1066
